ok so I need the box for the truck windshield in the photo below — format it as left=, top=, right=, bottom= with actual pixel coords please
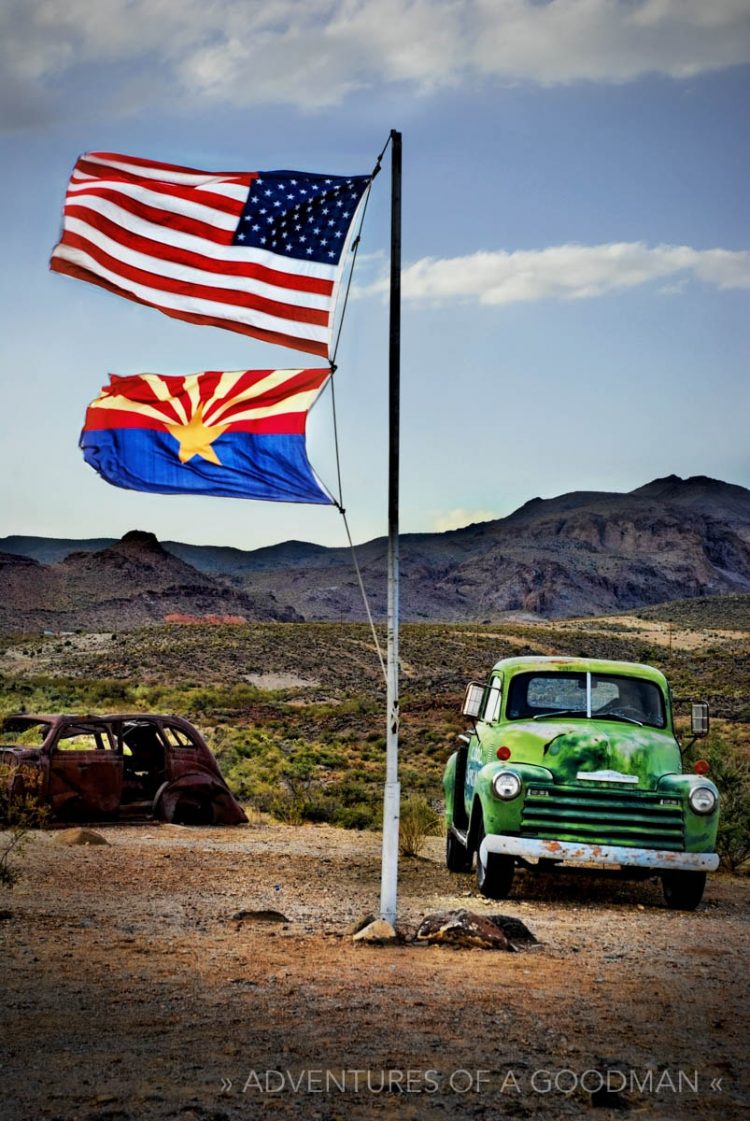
left=506, top=672, right=666, bottom=729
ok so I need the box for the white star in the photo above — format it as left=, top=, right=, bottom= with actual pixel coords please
left=306, top=247, right=313, bottom=254
left=252, top=224, right=260, bottom=231
left=237, top=233, right=245, bottom=240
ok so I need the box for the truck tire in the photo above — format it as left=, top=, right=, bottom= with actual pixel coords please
left=476, top=819, right=515, bottom=900
left=661, top=870, right=706, bottom=911
left=446, top=829, right=471, bottom=873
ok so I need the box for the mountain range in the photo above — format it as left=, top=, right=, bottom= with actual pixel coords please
left=2, top=474, right=750, bottom=631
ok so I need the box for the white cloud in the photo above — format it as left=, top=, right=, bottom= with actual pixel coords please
left=2, top=0, right=750, bottom=129
left=434, top=508, right=501, bottom=531
left=358, top=242, right=750, bottom=306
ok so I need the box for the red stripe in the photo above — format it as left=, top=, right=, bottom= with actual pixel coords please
left=104, top=373, right=186, bottom=425
left=203, top=368, right=330, bottom=425
left=64, top=190, right=235, bottom=247
left=57, top=230, right=330, bottom=327
left=83, top=409, right=309, bottom=436
left=71, top=172, right=246, bottom=219
left=82, top=152, right=257, bottom=183
left=197, top=371, right=224, bottom=408
left=62, top=205, right=333, bottom=296
left=51, top=257, right=329, bottom=357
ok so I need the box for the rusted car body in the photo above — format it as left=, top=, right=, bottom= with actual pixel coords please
left=0, top=713, right=247, bottom=825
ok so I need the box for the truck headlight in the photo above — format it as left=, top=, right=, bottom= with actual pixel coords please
left=491, top=771, right=522, bottom=801
left=689, top=786, right=717, bottom=815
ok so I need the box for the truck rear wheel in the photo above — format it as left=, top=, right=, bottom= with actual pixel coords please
left=661, top=870, right=706, bottom=911
left=476, top=820, right=515, bottom=900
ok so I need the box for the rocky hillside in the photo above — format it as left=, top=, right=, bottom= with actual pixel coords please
left=0, top=531, right=300, bottom=632
left=2, top=475, right=749, bottom=629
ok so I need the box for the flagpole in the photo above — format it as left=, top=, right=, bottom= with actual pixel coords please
left=379, top=129, right=401, bottom=927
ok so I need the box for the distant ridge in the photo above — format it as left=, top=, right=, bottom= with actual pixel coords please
left=2, top=475, right=749, bottom=630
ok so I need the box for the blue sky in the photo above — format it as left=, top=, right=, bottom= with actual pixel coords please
left=1, top=1, right=749, bottom=552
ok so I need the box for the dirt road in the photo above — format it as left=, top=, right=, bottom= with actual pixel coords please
left=2, top=823, right=748, bottom=1120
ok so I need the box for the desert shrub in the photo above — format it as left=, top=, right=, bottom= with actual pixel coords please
left=0, top=763, right=48, bottom=889
left=686, top=735, right=750, bottom=870
left=332, top=803, right=378, bottom=830
left=398, top=794, right=442, bottom=857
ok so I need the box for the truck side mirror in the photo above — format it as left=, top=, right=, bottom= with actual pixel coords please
left=462, top=682, right=485, bottom=720
left=691, top=702, right=709, bottom=737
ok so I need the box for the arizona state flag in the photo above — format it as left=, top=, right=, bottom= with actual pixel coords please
left=80, top=368, right=333, bottom=504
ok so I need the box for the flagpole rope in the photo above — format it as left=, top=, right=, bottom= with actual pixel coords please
left=340, top=509, right=387, bottom=685
left=329, top=135, right=388, bottom=368
left=328, top=367, right=345, bottom=509
left=324, top=134, right=392, bottom=685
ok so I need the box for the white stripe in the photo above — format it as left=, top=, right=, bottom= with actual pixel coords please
left=63, top=215, right=331, bottom=312
left=67, top=177, right=240, bottom=233
left=63, top=192, right=336, bottom=282
left=52, top=243, right=329, bottom=345
left=82, top=154, right=248, bottom=188
left=72, top=167, right=249, bottom=205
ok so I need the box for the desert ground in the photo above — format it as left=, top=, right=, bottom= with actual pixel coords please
left=1, top=821, right=748, bottom=1121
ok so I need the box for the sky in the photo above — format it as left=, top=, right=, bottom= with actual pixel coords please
left=1, top=0, right=749, bottom=554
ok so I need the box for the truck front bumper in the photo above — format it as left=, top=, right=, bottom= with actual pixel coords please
left=481, top=835, right=719, bottom=873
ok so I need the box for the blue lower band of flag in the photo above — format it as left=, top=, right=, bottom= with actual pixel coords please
left=80, top=428, right=333, bottom=505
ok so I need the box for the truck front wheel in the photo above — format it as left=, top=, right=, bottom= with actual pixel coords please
left=476, top=820, right=515, bottom=900
left=446, top=829, right=471, bottom=873
left=661, top=870, right=706, bottom=911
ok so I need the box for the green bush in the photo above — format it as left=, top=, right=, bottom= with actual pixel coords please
left=687, top=736, right=750, bottom=870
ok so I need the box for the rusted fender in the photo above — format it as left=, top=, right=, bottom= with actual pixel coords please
left=153, top=773, right=247, bottom=825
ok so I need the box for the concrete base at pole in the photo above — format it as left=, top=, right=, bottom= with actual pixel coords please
left=379, top=781, right=400, bottom=926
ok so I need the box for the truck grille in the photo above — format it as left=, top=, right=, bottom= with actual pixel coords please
left=521, top=786, right=685, bottom=851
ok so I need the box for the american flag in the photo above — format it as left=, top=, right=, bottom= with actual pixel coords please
left=50, top=152, right=371, bottom=358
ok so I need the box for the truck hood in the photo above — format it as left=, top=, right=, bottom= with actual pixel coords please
left=499, top=719, right=681, bottom=790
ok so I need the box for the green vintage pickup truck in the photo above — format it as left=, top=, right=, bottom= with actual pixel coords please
left=443, top=656, right=720, bottom=910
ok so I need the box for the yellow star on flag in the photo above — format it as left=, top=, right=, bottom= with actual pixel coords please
left=166, top=404, right=229, bottom=465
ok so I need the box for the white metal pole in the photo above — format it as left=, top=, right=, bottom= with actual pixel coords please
left=379, top=129, right=401, bottom=926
